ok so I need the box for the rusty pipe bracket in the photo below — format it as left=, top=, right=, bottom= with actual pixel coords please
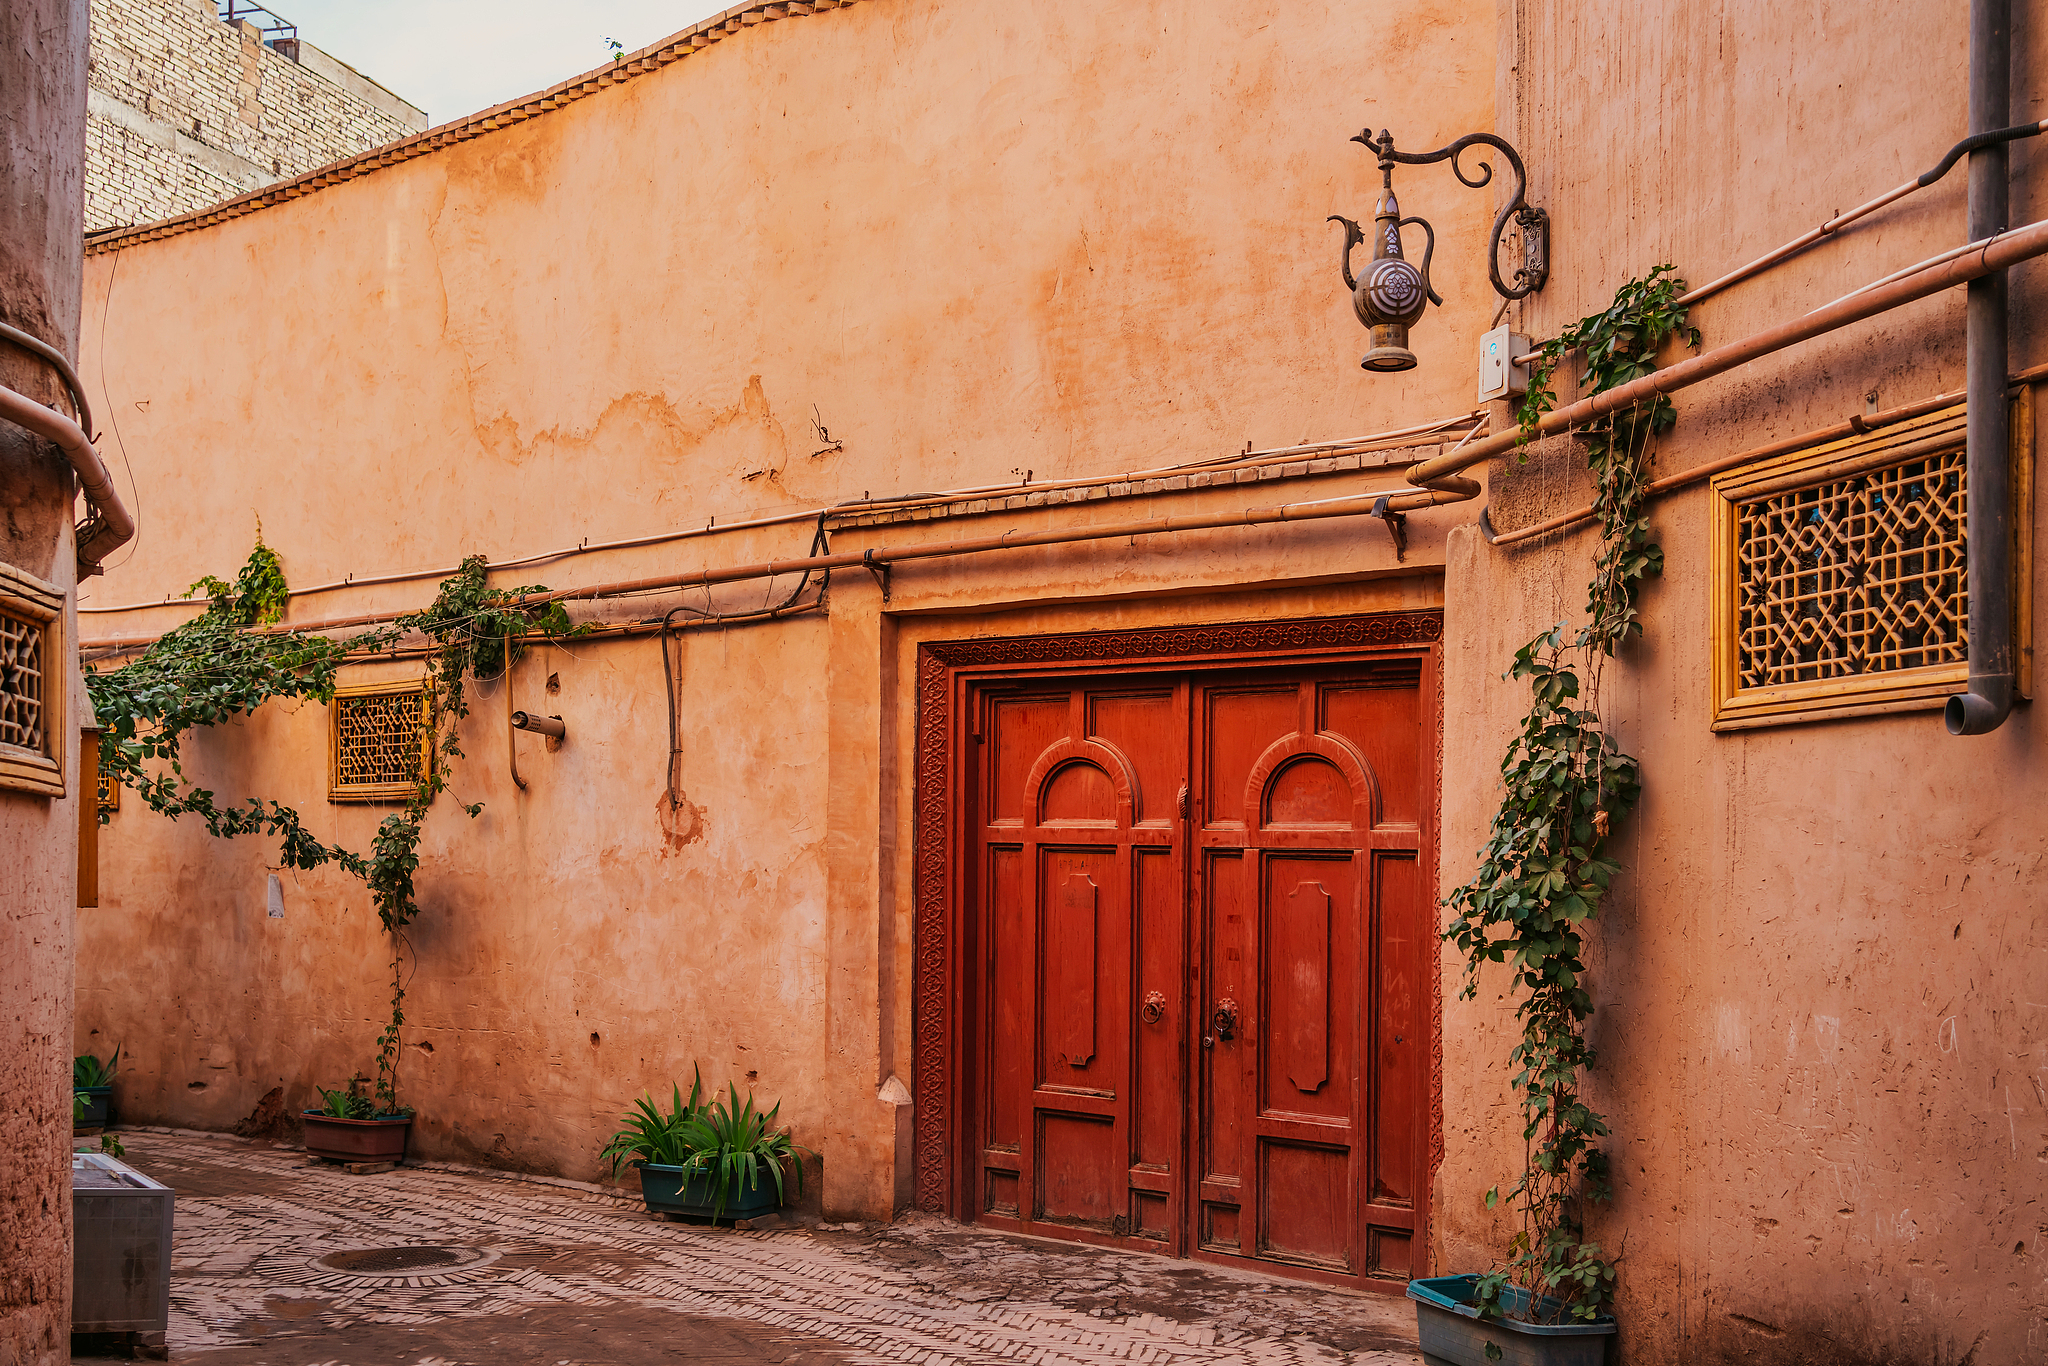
left=1371, top=494, right=1409, bottom=561
left=861, top=548, right=891, bottom=603
left=1352, top=128, right=1548, bottom=300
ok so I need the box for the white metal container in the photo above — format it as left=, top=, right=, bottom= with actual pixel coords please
left=72, top=1151, right=173, bottom=1350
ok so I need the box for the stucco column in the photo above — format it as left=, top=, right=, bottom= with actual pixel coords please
left=822, top=576, right=906, bottom=1219
left=0, top=1, right=86, bottom=1362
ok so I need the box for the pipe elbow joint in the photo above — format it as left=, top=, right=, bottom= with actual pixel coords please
left=1944, top=679, right=2015, bottom=735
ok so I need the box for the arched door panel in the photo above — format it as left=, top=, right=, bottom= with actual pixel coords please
left=972, top=686, right=1184, bottom=1251
left=1193, top=672, right=1424, bottom=1283
left=966, top=658, right=1431, bottom=1289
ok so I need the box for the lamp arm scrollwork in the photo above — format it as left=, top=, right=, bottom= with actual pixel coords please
left=1353, top=128, right=1542, bottom=301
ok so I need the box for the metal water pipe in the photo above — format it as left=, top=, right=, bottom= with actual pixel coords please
left=1948, top=0, right=2017, bottom=735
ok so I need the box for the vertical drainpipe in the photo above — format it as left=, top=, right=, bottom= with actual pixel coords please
left=1948, top=0, right=2017, bottom=734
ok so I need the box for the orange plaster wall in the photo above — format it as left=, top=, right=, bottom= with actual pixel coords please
left=1432, top=2, right=2048, bottom=1362
left=74, top=0, right=1494, bottom=1222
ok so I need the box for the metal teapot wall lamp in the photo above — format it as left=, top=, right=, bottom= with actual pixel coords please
left=1329, top=128, right=1550, bottom=373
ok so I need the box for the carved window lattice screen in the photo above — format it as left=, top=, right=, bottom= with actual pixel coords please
left=1711, top=396, right=2032, bottom=731
left=1734, top=447, right=1968, bottom=688
left=330, top=686, right=430, bottom=801
left=0, top=563, right=64, bottom=796
left=0, top=608, right=45, bottom=753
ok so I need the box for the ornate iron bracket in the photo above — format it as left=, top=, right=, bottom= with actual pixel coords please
left=861, top=548, right=892, bottom=603
left=1353, top=128, right=1550, bottom=300
left=1371, top=494, right=1408, bottom=562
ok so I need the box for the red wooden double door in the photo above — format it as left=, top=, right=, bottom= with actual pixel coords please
left=964, top=657, right=1432, bottom=1288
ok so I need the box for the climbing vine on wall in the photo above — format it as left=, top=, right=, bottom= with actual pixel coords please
left=88, top=543, right=575, bottom=1114
left=1442, top=265, right=1698, bottom=1327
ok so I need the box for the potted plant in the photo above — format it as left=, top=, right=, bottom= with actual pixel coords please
left=302, top=1072, right=412, bottom=1164
left=72, top=1091, right=125, bottom=1158
left=1414, top=275, right=1696, bottom=1364
left=74, top=1047, right=120, bottom=1129
left=601, top=1071, right=706, bottom=1200
left=601, top=1069, right=807, bottom=1223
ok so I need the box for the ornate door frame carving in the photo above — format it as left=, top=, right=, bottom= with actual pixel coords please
left=910, top=610, right=1446, bottom=1275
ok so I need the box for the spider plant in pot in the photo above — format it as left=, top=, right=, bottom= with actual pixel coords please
left=302, top=1072, right=413, bottom=1164
left=670, top=1080, right=810, bottom=1223
left=602, top=1068, right=808, bottom=1223
left=73, top=1046, right=120, bottom=1129
left=601, top=1069, right=708, bottom=1212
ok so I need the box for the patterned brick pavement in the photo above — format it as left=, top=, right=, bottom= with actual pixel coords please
left=81, top=1132, right=1424, bottom=1366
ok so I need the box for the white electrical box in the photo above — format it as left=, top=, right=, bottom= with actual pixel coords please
left=1478, top=326, right=1531, bottom=402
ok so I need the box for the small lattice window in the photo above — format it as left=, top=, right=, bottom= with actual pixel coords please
left=329, top=682, right=433, bottom=802
left=0, top=563, right=65, bottom=797
left=0, top=608, right=45, bottom=751
left=1711, top=398, right=2032, bottom=730
left=96, top=767, right=119, bottom=812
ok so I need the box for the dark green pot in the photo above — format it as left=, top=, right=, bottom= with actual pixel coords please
left=76, top=1085, right=113, bottom=1128
left=637, top=1163, right=781, bottom=1222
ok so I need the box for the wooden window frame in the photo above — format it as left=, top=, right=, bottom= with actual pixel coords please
left=0, top=561, right=67, bottom=798
left=1710, top=394, right=2034, bottom=731
left=328, top=679, right=434, bottom=803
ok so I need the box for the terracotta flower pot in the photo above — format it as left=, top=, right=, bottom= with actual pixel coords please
left=302, top=1111, right=412, bottom=1164
left=1408, top=1275, right=1616, bottom=1366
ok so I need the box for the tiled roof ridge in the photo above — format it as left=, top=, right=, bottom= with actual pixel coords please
left=84, top=0, right=864, bottom=255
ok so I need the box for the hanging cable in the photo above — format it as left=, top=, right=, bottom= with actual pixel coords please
left=659, top=514, right=833, bottom=808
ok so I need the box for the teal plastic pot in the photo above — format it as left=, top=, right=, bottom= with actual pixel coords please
left=76, top=1086, right=113, bottom=1128
left=1408, top=1275, right=1615, bottom=1366
left=637, top=1163, right=781, bottom=1222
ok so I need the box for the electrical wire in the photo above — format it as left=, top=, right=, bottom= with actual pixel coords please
left=95, top=249, right=142, bottom=573
left=658, top=514, right=833, bottom=808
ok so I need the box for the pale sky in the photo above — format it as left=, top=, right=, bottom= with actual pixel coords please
left=263, top=1, right=735, bottom=125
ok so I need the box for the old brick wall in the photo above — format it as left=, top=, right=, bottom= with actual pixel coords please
left=85, top=0, right=424, bottom=232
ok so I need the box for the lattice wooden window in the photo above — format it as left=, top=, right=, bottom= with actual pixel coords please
left=0, top=562, right=65, bottom=797
left=1712, top=397, right=2033, bottom=730
left=329, top=681, right=433, bottom=802
left=96, top=767, right=119, bottom=812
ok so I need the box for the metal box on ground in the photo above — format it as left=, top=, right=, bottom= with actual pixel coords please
left=72, top=1151, right=173, bottom=1355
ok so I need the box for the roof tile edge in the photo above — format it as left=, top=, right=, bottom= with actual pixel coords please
left=84, top=0, right=861, bottom=255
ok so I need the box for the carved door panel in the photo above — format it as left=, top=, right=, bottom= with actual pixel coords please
left=972, top=683, right=1186, bottom=1251
left=1191, top=667, right=1427, bottom=1285
left=965, top=658, right=1428, bottom=1287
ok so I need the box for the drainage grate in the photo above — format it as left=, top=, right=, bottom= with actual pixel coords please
left=319, top=1246, right=470, bottom=1273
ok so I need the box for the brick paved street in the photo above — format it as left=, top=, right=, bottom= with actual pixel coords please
left=78, top=1132, right=1424, bottom=1365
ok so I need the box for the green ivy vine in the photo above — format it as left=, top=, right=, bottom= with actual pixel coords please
left=1444, top=265, right=1697, bottom=1328
left=87, top=543, right=575, bottom=1115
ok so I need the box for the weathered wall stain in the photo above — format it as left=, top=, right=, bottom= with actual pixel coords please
left=657, top=788, right=707, bottom=855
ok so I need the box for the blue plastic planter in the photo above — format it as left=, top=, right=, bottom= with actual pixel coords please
left=637, top=1163, right=782, bottom=1223
left=1408, top=1275, right=1615, bottom=1366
